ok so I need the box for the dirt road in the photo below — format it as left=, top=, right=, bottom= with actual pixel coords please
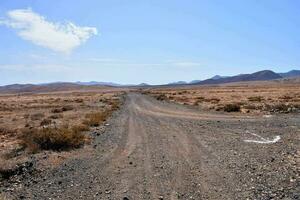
left=2, top=93, right=299, bottom=199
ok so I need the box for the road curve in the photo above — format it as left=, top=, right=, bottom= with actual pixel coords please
left=4, top=93, right=300, bottom=200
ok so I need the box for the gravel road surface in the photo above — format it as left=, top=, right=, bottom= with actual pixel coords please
left=2, top=93, right=299, bottom=199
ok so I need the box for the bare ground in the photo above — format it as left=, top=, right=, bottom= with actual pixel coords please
left=1, top=93, right=299, bottom=200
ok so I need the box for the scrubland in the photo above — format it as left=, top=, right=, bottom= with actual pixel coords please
left=143, top=81, right=300, bottom=114
left=0, top=90, right=123, bottom=179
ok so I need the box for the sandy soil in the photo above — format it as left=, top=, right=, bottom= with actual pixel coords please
left=1, top=93, right=299, bottom=200
left=0, top=91, right=122, bottom=159
left=144, top=81, right=300, bottom=114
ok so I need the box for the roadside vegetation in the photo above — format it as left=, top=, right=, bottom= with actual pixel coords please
left=0, top=91, right=123, bottom=179
left=142, top=82, right=300, bottom=114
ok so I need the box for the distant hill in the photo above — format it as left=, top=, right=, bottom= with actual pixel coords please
left=167, top=81, right=187, bottom=85
left=1, top=69, right=299, bottom=93
left=189, top=80, right=201, bottom=84
left=193, top=70, right=282, bottom=85
left=279, top=70, right=300, bottom=78
left=76, top=81, right=122, bottom=87
left=0, top=83, right=110, bottom=94
left=210, top=75, right=230, bottom=80
left=137, top=83, right=150, bottom=86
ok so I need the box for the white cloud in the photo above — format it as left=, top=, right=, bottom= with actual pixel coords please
left=0, top=8, right=98, bottom=54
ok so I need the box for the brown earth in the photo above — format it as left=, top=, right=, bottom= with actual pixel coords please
left=0, top=90, right=123, bottom=154
left=144, top=80, right=300, bottom=114
left=1, top=93, right=299, bottom=200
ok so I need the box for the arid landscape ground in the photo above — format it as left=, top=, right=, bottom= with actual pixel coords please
left=0, top=80, right=299, bottom=200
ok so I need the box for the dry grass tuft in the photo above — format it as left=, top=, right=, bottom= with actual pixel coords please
left=72, top=124, right=90, bottom=132
left=20, top=126, right=85, bottom=152
left=40, top=118, right=52, bottom=126
left=83, top=112, right=109, bottom=127
left=0, top=91, right=123, bottom=159
left=30, top=113, right=45, bottom=121
left=156, top=94, right=167, bottom=101
left=223, top=103, right=241, bottom=112
left=248, top=96, right=264, bottom=102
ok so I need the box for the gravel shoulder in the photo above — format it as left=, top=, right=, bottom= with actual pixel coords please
left=1, top=93, right=299, bottom=200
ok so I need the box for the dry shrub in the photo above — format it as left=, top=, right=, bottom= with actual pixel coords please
left=279, top=95, right=293, bottom=100
left=51, top=105, right=74, bottom=113
left=156, top=94, right=167, bottom=101
left=243, top=104, right=259, bottom=110
left=141, top=91, right=150, bottom=95
left=40, top=118, right=52, bottom=126
left=83, top=112, right=109, bottom=127
left=23, top=113, right=29, bottom=119
left=61, top=105, right=74, bottom=111
left=51, top=108, right=63, bottom=113
left=223, top=103, right=241, bottom=112
left=110, top=100, right=120, bottom=110
left=72, top=124, right=90, bottom=132
left=196, top=96, right=205, bottom=100
left=0, top=127, right=15, bottom=136
left=75, top=98, right=84, bottom=103
left=193, top=98, right=205, bottom=105
left=30, top=113, right=45, bottom=120
left=208, top=98, right=221, bottom=104
left=20, top=126, right=85, bottom=152
left=248, top=96, right=264, bottom=102
left=267, top=103, right=298, bottom=113
left=49, top=114, right=63, bottom=119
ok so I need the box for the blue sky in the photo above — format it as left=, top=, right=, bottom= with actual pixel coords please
left=0, top=0, right=299, bottom=85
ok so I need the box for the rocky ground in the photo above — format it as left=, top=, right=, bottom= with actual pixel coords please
left=1, top=93, right=299, bottom=200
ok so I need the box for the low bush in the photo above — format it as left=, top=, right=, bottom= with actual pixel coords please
left=75, top=98, right=84, bottom=103
left=61, top=105, right=74, bottom=112
left=269, top=103, right=291, bottom=113
left=20, top=125, right=85, bottom=152
left=109, top=100, right=120, bottom=111
left=72, top=124, right=90, bottom=132
left=51, top=108, right=63, bottom=113
left=30, top=113, right=45, bottom=120
left=223, top=103, right=241, bottom=112
left=40, top=119, right=52, bottom=126
left=248, top=96, right=264, bottom=102
left=208, top=98, right=221, bottom=104
left=196, top=96, right=205, bottom=101
left=51, top=105, right=74, bottom=113
left=279, top=95, right=293, bottom=100
left=48, top=114, right=63, bottom=119
left=83, top=112, right=109, bottom=127
left=0, top=127, right=15, bottom=136
left=156, top=94, right=167, bottom=101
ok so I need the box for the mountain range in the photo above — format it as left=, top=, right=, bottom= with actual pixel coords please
left=0, top=70, right=299, bottom=93
left=167, top=70, right=300, bottom=85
